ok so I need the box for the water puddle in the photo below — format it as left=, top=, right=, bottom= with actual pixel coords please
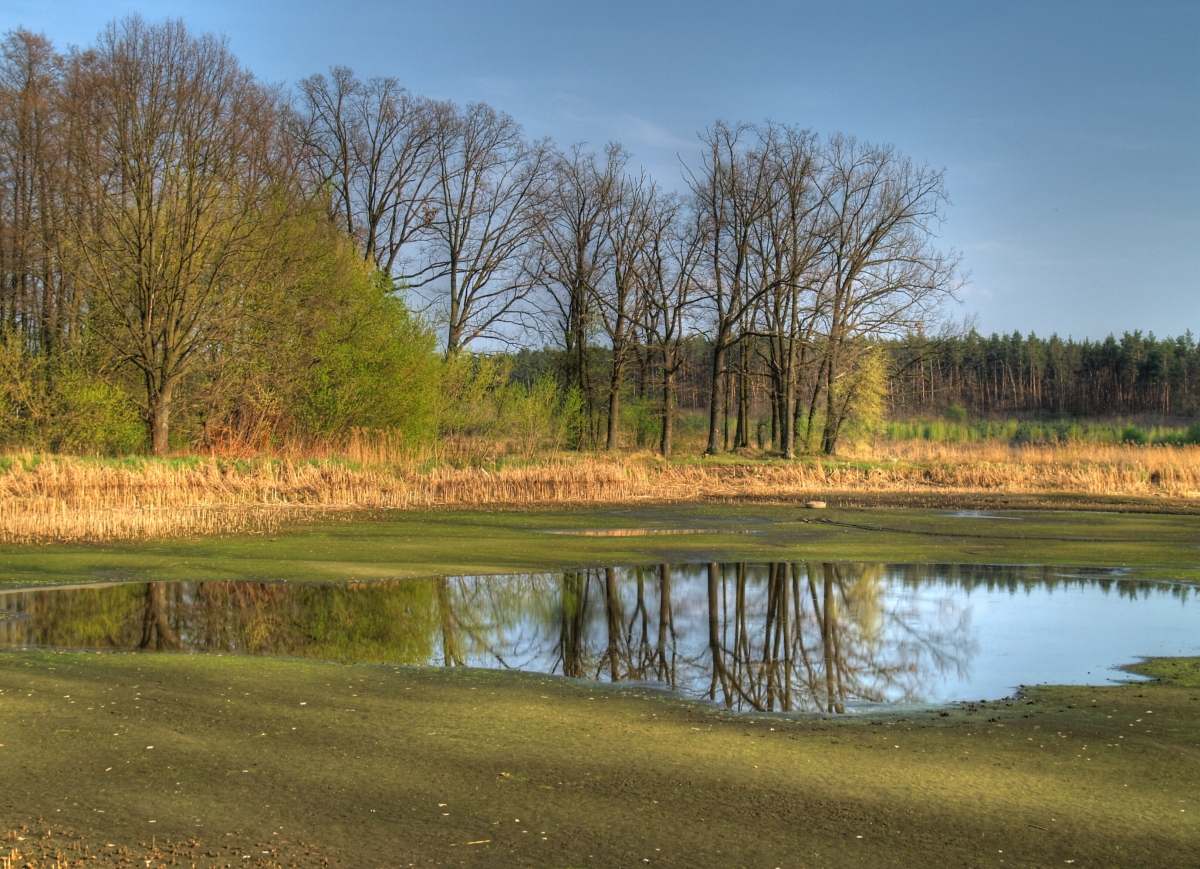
left=0, top=563, right=1194, bottom=714
left=547, top=528, right=761, bottom=537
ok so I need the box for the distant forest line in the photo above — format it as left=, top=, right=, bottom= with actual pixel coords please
left=0, top=17, right=1193, bottom=461
left=503, top=328, right=1200, bottom=452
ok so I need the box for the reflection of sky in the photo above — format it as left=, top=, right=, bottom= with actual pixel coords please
left=1, top=566, right=1196, bottom=711
left=448, top=567, right=1196, bottom=708
left=956, top=580, right=1198, bottom=702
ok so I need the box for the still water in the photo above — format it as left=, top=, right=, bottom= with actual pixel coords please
left=1, top=563, right=1195, bottom=713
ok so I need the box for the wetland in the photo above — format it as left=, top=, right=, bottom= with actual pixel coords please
left=1, top=505, right=1198, bottom=867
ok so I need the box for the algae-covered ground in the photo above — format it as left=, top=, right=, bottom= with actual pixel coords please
left=1, top=651, right=1197, bottom=868
left=1, top=506, right=1197, bottom=866
left=1, top=505, right=1199, bottom=588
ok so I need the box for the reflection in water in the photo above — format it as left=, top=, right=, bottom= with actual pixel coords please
left=0, top=565, right=1192, bottom=713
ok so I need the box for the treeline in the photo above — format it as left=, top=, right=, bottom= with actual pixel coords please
left=887, top=331, right=1200, bottom=420
left=0, top=16, right=963, bottom=458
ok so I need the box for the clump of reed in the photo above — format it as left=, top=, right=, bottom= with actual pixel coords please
left=1, top=443, right=1197, bottom=543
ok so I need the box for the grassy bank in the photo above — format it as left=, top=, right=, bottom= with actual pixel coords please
left=2, top=505, right=1200, bottom=589
left=1, top=443, right=1199, bottom=543
left=2, top=651, right=1197, bottom=868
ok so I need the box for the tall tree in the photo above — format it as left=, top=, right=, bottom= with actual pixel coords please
left=595, top=170, right=653, bottom=451
left=534, top=142, right=624, bottom=433
left=64, top=16, right=281, bottom=454
left=410, top=102, right=551, bottom=356
left=685, top=122, right=776, bottom=455
left=0, top=29, right=74, bottom=348
left=640, top=189, right=704, bottom=458
left=748, top=125, right=822, bottom=459
left=815, top=135, right=959, bottom=453
left=292, top=67, right=439, bottom=276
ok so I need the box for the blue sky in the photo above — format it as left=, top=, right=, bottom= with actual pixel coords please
left=8, top=0, right=1198, bottom=340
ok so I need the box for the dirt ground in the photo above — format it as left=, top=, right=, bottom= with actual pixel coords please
left=2, top=652, right=1197, bottom=868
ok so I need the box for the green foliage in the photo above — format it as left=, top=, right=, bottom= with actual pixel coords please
left=0, top=329, right=144, bottom=455
left=215, top=216, right=440, bottom=449
left=622, top=396, right=661, bottom=450
left=293, top=274, right=438, bottom=440
left=0, top=328, right=48, bottom=445
left=436, top=356, right=584, bottom=459
left=499, top=371, right=570, bottom=459
left=47, top=367, right=145, bottom=455
left=886, top=415, right=1198, bottom=448
left=1120, top=424, right=1148, bottom=445
left=888, top=329, right=1200, bottom=418
left=436, top=354, right=510, bottom=439
left=834, top=346, right=889, bottom=447
left=945, top=404, right=968, bottom=424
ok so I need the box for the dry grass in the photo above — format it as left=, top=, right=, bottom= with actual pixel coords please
left=1, top=442, right=1199, bottom=543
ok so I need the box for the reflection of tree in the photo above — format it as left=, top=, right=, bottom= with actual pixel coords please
left=0, top=580, right=439, bottom=665
left=4, top=565, right=1187, bottom=714
left=436, top=577, right=461, bottom=666
left=546, top=566, right=680, bottom=687
left=139, top=582, right=178, bottom=650
left=699, top=562, right=975, bottom=713
left=557, top=572, right=588, bottom=678
left=653, top=564, right=677, bottom=686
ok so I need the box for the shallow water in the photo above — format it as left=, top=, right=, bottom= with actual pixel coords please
left=1, top=563, right=1195, bottom=713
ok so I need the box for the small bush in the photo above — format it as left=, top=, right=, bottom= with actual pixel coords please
left=49, top=370, right=145, bottom=455
left=1120, top=424, right=1148, bottom=445
left=945, top=404, right=968, bottom=424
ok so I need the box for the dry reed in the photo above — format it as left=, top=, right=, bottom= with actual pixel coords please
left=2, top=442, right=1198, bottom=544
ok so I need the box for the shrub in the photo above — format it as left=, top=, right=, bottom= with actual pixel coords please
left=49, top=369, right=145, bottom=455
left=1120, top=424, right=1148, bottom=445
left=945, top=404, right=968, bottom=424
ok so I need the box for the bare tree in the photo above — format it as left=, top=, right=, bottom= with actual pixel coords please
left=595, top=170, right=654, bottom=451
left=685, top=122, right=777, bottom=455
left=640, top=190, right=704, bottom=457
left=534, top=142, right=625, bottom=430
left=291, top=67, right=439, bottom=276
left=0, top=29, right=76, bottom=349
left=814, top=135, right=959, bottom=453
left=409, top=102, right=552, bottom=356
left=747, top=125, right=822, bottom=459
left=64, top=17, right=280, bottom=454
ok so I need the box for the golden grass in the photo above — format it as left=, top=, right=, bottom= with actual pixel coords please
left=1, top=441, right=1198, bottom=544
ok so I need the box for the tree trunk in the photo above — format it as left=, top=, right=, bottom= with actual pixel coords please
left=437, top=577, right=461, bottom=666
left=705, top=340, right=726, bottom=455
left=656, top=563, right=672, bottom=682
left=660, top=365, right=675, bottom=458
left=723, top=367, right=733, bottom=451
left=821, top=345, right=840, bottom=454
left=707, top=562, right=727, bottom=703
left=783, top=335, right=797, bottom=460
left=139, top=582, right=178, bottom=650
left=606, top=379, right=621, bottom=451
left=148, top=377, right=174, bottom=457
left=734, top=346, right=747, bottom=449
left=604, top=567, right=621, bottom=682
left=821, top=565, right=837, bottom=713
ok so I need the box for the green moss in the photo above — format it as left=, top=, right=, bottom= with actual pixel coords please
left=1125, top=657, right=1200, bottom=688
left=1, top=505, right=1197, bottom=589
left=2, top=651, right=1196, bottom=867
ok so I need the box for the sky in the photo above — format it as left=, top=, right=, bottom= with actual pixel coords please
left=7, top=0, right=1198, bottom=341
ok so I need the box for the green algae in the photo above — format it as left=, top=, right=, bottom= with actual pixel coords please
left=1, top=650, right=1196, bottom=867
left=1, top=505, right=1198, bottom=589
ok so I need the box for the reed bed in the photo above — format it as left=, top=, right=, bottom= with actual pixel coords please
left=2, top=443, right=1198, bottom=543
